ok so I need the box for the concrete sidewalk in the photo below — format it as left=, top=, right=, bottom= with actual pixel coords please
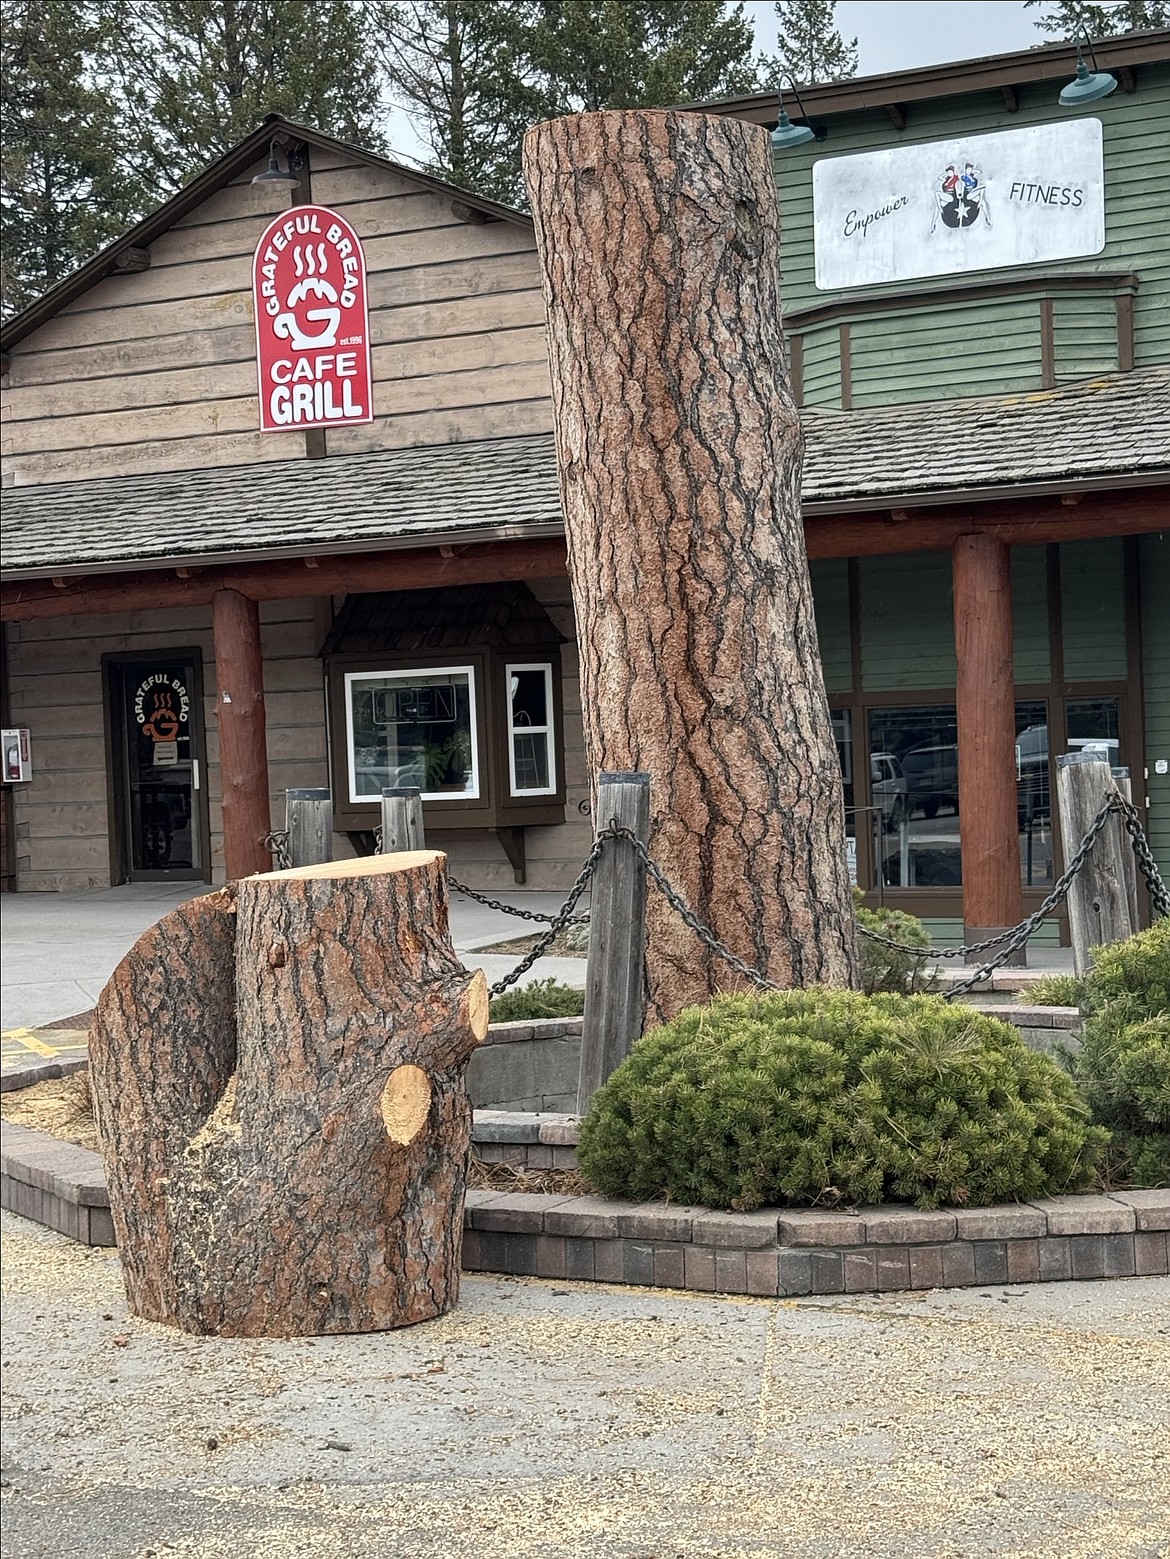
left=1, top=881, right=587, bottom=1033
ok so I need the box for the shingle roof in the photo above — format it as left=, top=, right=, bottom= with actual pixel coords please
left=3, top=368, right=1167, bottom=576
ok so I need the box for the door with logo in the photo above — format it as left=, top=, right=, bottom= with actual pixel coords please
left=105, top=652, right=209, bottom=883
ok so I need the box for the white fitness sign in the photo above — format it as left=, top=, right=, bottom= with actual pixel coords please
left=811, top=118, right=1105, bottom=291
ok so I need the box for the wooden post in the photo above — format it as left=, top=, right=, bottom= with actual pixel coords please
left=286, top=787, right=332, bottom=867
left=578, top=772, right=651, bottom=1113
left=211, top=588, right=270, bottom=879
left=952, top=534, right=1024, bottom=961
left=524, top=111, right=858, bottom=1021
left=381, top=787, right=426, bottom=853
left=1056, top=754, right=1136, bottom=973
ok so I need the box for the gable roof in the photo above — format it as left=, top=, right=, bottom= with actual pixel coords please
left=0, top=115, right=530, bottom=354
left=3, top=368, right=1166, bottom=579
left=693, top=29, right=1170, bottom=127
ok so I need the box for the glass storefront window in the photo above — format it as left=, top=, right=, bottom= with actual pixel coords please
left=1015, top=700, right=1052, bottom=889
left=868, top=706, right=961, bottom=887
left=507, top=664, right=556, bottom=795
left=345, top=667, right=478, bottom=802
left=832, top=710, right=857, bottom=884
left=1067, top=697, right=1121, bottom=766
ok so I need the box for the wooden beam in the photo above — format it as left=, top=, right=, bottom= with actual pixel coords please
left=211, top=589, right=271, bottom=880
left=885, top=103, right=907, bottom=130
left=839, top=322, right=852, bottom=410
left=803, top=487, right=1170, bottom=559
left=1117, top=292, right=1135, bottom=371
left=1117, top=65, right=1136, bottom=93
left=952, top=533, right=1023, bottom=950
left=111, top=247, right=151, bottom=274
left=451, top=200, right=499, bottom=225
left=1000, top=84, right=1019, bottom=112
left=1, top=536, right=570, bottom=622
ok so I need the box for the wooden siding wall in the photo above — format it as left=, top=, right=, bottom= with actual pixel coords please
left=1, top=147, right=552, bottom=487
left=777, top=62, right=1170, bottom=409
left=5, top=598, right=329, bottom=890
left=5, top=585, right=590, bottom=893
left=1139, top=533, right=1170, bottom=876
left=1060, top=538, right=1127, bottom=680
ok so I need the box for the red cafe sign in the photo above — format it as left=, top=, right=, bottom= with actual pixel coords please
left=252, top=205, right=373, bottom=432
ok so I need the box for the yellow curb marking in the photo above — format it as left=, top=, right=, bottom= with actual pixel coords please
left=2, top=1028, right=59, bottom=1057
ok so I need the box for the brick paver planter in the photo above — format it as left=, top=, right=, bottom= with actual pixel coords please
left=4, top=1112, right=1165, bottom=1297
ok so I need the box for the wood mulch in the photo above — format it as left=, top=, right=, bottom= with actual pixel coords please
left=1, top=1072, right=101, bottom=1153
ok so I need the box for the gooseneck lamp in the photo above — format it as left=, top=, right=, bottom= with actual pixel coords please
left=1058, top=33, right=1118, bottom=106
left=251, top=140, right=302, bottom=189
left=771, top=74, right=821, bottom=150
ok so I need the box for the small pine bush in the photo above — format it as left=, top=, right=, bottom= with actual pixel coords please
left=578, top=988, right=1106, bottom=1211
left=1030, top=974, right=1088, bottom=1008
left=489, top=977, right=586, bottom=1023
left=853, top=892, right=936, bottom=994
left=1066, top=920, right=1170, bottom=1187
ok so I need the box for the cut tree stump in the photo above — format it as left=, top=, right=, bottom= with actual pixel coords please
left=87, top=852, right=488, bottom=1337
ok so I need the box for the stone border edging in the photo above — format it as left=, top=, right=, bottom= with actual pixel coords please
left=3, top=1118, right=1165, bottom=1295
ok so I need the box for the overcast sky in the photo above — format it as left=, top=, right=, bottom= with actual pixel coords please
left=383, top=2, right=1049, bottom=166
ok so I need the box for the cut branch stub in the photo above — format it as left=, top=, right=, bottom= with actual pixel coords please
left=88, top=852, right=486, bottom=1337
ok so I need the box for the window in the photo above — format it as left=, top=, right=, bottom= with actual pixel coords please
left=344, top=667, right=479, bottom=803
left=507, top=664, right=556, bottom=796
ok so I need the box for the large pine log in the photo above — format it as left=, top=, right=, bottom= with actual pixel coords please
left=88, top=852, right=488, bottom=1337
left=523, top=111, right=859, bottom=1019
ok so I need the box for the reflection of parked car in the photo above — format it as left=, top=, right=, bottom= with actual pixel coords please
left=870, top=752, right=906, bottom=828
left=1016, top=724, right=1049, bottom=824
left=902, top=744, right=959, bottom=819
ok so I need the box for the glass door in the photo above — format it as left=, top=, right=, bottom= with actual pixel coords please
left=109, top=654, right=206, bottom=881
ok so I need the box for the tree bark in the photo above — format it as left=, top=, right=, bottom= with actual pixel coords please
left=87, top=852, right=488, bottom=1337
left=523, top=110, right=858, bottom=1019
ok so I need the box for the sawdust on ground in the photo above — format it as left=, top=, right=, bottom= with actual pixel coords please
left=1, top=1071, right=101, bottom=1153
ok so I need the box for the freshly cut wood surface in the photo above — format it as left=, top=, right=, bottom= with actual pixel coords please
left=88, top=852, right=485, bottom=1337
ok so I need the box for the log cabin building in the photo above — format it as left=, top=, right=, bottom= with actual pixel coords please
left=2, top=32, right=1168, bottom=953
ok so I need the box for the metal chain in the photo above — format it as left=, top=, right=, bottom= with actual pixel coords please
left=603, top=823, right=782, bottom=993
left=484, top=834, right=606, bottom=997
left=263, top=830, right=291, bottom=870
left=447, top=876, right=590, bottom=926
left=1114, top=793, right=1170, bottom=916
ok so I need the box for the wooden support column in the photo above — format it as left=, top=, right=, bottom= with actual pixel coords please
left=212, top=589, right=271, bottom=879
left=952, top=534, right=1024, bottom=958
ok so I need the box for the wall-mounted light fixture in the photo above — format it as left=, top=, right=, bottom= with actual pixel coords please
left=1058, top=33, right=1118, bottom=106
left=771, top=75, right=827, bottom=151
left=251, top=140, right=303, bottom=189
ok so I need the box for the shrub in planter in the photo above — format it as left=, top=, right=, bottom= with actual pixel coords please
left=1065, top=920, right=1170, bottom=1187
left=489, top=977, right=585, bottom=1023
left=853, top=891, right=936, bottom=994
left=578, top=988, right=1105, bottom=1211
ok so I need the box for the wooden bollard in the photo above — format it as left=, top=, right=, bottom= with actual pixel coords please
left=1055, top=753, right=1136, bottom=973
left=381, top=787, right=426, bottom=853
left=578, top=772, right=651, bottom=1112
left=285, top=787, right=333, bottom=867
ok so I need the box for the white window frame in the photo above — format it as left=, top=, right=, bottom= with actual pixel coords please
left=344, top=665, right=480, bottom=804
left=506, top=662, right=556, bottom=797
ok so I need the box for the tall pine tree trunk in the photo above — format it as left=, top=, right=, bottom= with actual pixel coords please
left=523, top=110, right=858, bottom=1019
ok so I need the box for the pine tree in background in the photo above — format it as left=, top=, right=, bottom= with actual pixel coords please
left=374, top=1, right=543, bottom=206
left=1025, top=0, right=1169, bottom=35
left=769, top=0, right=858, bottom=85
left=1, top=0, right=147, bottom=316
left=109, top=0, right=385, bottom=194
left=524, top=0, right=759, bottom=116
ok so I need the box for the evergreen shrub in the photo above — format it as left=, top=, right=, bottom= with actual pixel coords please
left=578, top=989, right=1106, bottom=1210
left=853, top=891, right=936, bottom=994
left=1065, top=920, right=1170, bottom=1186
left=489, top=977, right=586, bottom=1023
